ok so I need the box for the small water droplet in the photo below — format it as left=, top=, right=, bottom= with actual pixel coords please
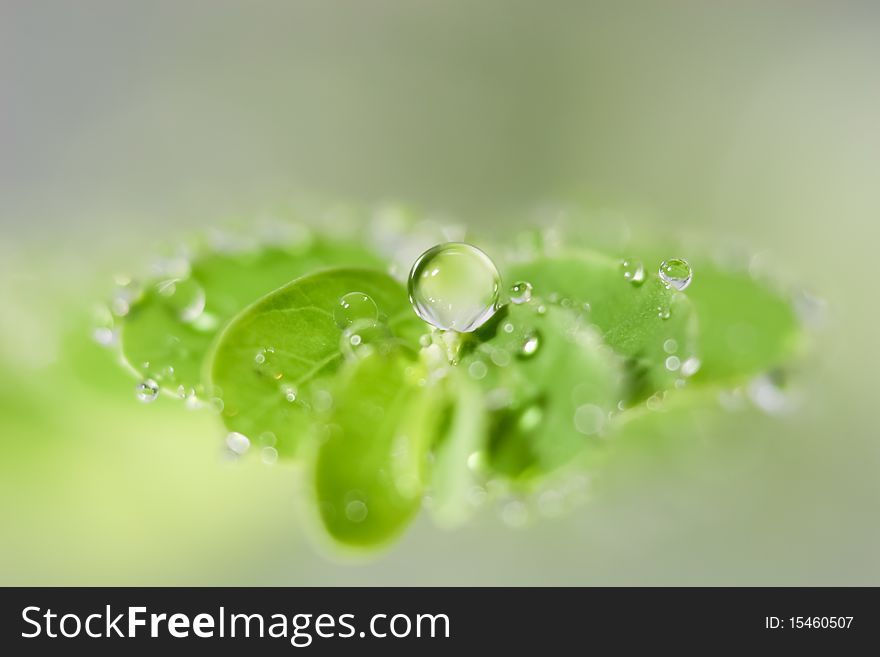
left=665, top=355, right=681, bottom=371
left=345, top=500, right=368, bottom=523
left=573, top=403, right=605, bottom=435
left=136, top=379, right=159, bottom=403
left=518, top=404, right=543, bottom=431
left=519, top=330, right=541, bottom=358
left=620, top=257, right=645, bottom=285
left=659, top=258, right=693, bottom=291
left=334, top=292, right=379, bottom=329
left=467, top=360, right=488, bottom=380
left=281, top=384, right=297, bottom=402
left=657, top=304, right=671, bottom=320
left=408, top=243, right=500, bottom=332
left=747, top=372, right=794, bottom=415
left=92, top=327, right=117, bottom=347
left=339, top=319, right=392, bottom=361
left=261, top=446, right=278, bottom=465
left=501, top=500, right=529, bottom=528
left=259, top=431, right=277, bottom=446
left=663, top=338, right=678, bottom=354
left=489, top=347, right=511, bottom=367
left=680, top=356, right=701, bottom=377
left=536, top=304, right=547, bottom=315
left=509, top=280, right=533, bottom=304
left=225, top=431, right=250, bottom=455
left=157, top=278, right=206, bottom=323
left=503, top=322, right=515, bottom=334
left=467, top=451, right=486, bottom=472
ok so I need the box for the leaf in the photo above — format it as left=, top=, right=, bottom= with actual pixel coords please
left=310, top=349, right=443, bottom=548
left=464, top=303, right=625, bottom=480
left=119, top=240, right=382, bottom=397
left=509, top=250, right=699, bottom=403
left=684, top=263, right=803, bottom=383
left=428, top=370, right=488, bottom=527
left=207, top=267, right=424, bottom=459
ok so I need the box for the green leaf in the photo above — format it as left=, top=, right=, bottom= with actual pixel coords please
left=119, top=240, right=382, bottom=397
left=465, top=303, right=624, bottom=480
left=207, top=267, right=423, bottom=459
left=509, top=250, right=698, bottom=403
left=428, top=370, right=488, bottom=527
left=684, top=263, right=803, bottom=383
left=310, top=349, right=443, bottom=548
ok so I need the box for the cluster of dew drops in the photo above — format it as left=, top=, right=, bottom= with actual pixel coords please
left=96, top=226, right=805, bottom=528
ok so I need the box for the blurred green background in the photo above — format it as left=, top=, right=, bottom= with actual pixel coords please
left=2, top=0, right=878, bottom=585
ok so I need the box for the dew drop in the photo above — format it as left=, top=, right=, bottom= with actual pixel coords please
left=261, top=446, right=278, bottom=465
left=659, top=258, right=693, bottom=291
left=157, top=278, right=206, bottom=323
left=663, top=338, right=678, bottom=354
left=519, top=330, right=541, bottom=358
left=408, top=243, right=500, bottom=332
left=680, top=356, right=701, bottom=377
left=136, top=379, right=159, bottom=403
left=509, top=280, right=533, bottom=304
left=345, top=499, right=368, bottom=523
left=501, top=500, right=529, bottom=528
left=657, top=304, right=671, bottom=320
left=573, top=403, right=605, bottom=435
left=620, top=257, right=645, bottom=285
left=665, top=355, right=681, bottom=371
left=225, top=431, right=250, bottom=455
left=467, top=360, right=488, bottom=380
left=334, top=292, right=378, bottom=329
left=281, top=385, right=297, bottom=402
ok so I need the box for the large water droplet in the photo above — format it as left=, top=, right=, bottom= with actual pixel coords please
left=509, top=281, right=533, bottom=304
left=157, top=278, right=206, bottom=323
left=408, top=243, right=500, bottom=332
left=136, top=379, right=159, bottom=403
left=658, top=258, right=693, bottom=291
left=334, top=292, right=378, bottom=329
left=620, top=257, right=645, bottom=286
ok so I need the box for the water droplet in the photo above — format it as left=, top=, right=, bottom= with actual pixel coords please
left=312, top=389, right=333, bottom=413
left=536, top=304, right=547, bottom=315
left=501, top=500, right=529, bottom=528
left=408, top=243, right=500, bottom=332
left=345, top=500, right=368, bottom=523
left=657, top=304, right=671, bottom=320
left=518, top=404, right=543, bottom=432
left=254, top=347, right=283, bottom=379
left=659, top=258, right=693, bottom=291
left=663, top=338, right=678, bottom=354
left=467, top=360, right=488, bottom=380
left=680, top=356, right=701, bottom=377
left=665, top=355, right=681, bottom=371
left=489, top=347, right=511, bottom=367
left=509, top=280, right=533, bottom=304
left=467, top=451, right=486, bottom=472
left=646, top=393, right=665, bottom=411
left=573, top=403, right=605, bottom=435
left=620, top=257, right=645, bottom=285
left=158, top=278, right=206, bottom=323
left=261, top=446, right=279, bottom=465
left=339, top=319, right=392, bottom=361
left=334, top=292, right=378, bottom=329
left=92, top=327, right=117, bottom=347
left=519, top=330, right=541, bottom=358
left=503, top=322, right=515, bottom=334
left=281, top=384, right=298, bottom=402
left=747, top=372, right=794, bottom=415
left=259, top=431, right=277, bottom=446
left=136, top=379, right=159, bottom=403
left=225, top=431, right=250, bottom=455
